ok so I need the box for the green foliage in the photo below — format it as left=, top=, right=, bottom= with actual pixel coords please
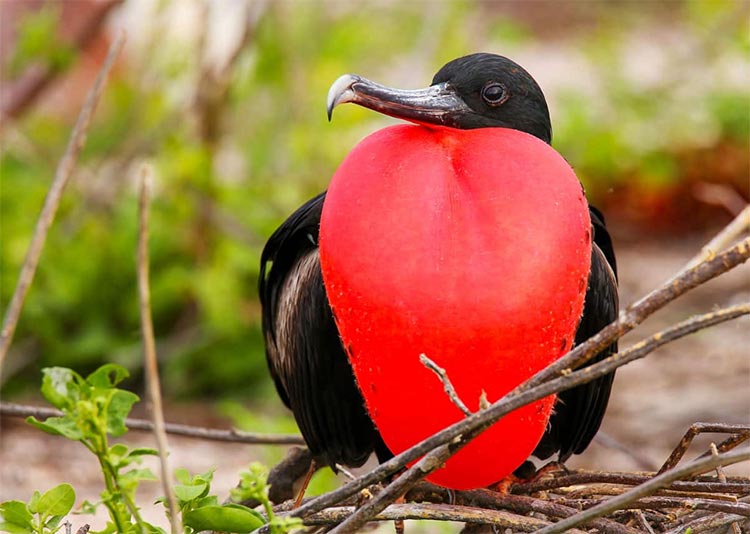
left=1, top=1, right=747, bottom=401
left=24, top=365, right=159, bottom=533
left=2, top=365, right=300, bottom=533
left=6, top=6, right=76, bottom=76
left=229, top=464, right=302, bottom=534
left=0, top=484, right=75, bottom=534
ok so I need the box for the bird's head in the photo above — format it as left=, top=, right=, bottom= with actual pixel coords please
left=327, top=52, right=552, bottom=144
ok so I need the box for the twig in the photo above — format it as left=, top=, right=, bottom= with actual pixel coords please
left=512, top=469, right=750, bottom=495
left=658, top=422, right=750, bottom=474
left=633, top=509, right=656, bottom=534
left=711, top=442, right=743, bottom=534
left=533, top=448, right=750, bottom=534
left=419, top=354, right=472, bottom=416
left=328, top=443, right=456, bottom=534
left=405, top=482, right=638, bottom=534
left=663, top=513, right=749, bottom=534
left=289, top=245, right=750, bottom=521
left=291, top=302, right=749, bottom=526
left=681, top=204, right=750, bottom=273
left=303, top=503, right=585, bottom=533
left=338, top=295, right=747, bottom=527
left=137, top=164, right=181, bottom=534
left=0, top=31, right=126, bottom=377
left=0, top=401, right=305, bottom=445
left=563, top=496, right=750, bottom=516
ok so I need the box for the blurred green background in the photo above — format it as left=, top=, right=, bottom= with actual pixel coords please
left=1, top=0, right=748, bottom=404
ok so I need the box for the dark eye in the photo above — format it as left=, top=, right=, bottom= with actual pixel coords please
left=481, top=82, right=508, bottom=106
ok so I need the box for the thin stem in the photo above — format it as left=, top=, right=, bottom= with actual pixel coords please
left=1, top=402, right=305, bottom=445
left=534, top=448, right=750, bottom=534
left=137, top=164, right=182, bottom=534
left=290, top=299, right=750, bottom=522
left=0, top=32, right=126, bottom=375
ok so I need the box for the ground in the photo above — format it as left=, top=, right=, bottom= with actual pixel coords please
left=1, top=235, right=748, bottom=531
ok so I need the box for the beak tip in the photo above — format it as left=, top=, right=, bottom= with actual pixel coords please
left=326, top=74, right=360, bottom=122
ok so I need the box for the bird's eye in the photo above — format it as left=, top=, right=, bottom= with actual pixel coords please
left=481, top=82, right=508, bottom=106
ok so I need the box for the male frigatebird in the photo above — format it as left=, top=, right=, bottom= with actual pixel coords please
left=259, top=53, right=617, bottom=490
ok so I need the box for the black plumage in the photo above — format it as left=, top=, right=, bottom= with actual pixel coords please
left=259, top=53, right=618, bottom=474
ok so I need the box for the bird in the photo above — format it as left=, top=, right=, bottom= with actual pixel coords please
left=259, top=53, right=618, bottom=490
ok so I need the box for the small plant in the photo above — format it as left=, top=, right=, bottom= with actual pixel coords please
left=230, top=464, right=302, bottom=534
left=24, top=365, right=160, bottom=533
left=168, top=467, right=267, bottom=534
left=0, top=365, right=295, bottom=533
left=0, top=483, right=75, bottom=534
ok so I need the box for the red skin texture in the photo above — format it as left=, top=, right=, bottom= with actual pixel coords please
left=319, top=125, right=592, bottom=489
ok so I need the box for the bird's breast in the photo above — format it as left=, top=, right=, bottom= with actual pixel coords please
left=319, top=124, right=591, bottom=489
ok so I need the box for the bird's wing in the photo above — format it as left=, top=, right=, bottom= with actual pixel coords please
left=534, top=206, right=619, bottom=461
left=259, top=192, right=386, bottom=467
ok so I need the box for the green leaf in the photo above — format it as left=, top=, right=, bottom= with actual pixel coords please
left=183, top=504, right=265, bottom=533
left=86, top=364, right=130, bottom=388
left=127, top=447, right=158, bottom=457
left=173, top=468, right=191, bottom=484
left=27, top=493, right=41, bottom=515
left=173, top=483, right=208, bottom=503
left=26, top=416, right=82, bottom=440
left=0, top=521, right=33, bottom=534
left=79, top=500, right=100, bottom=515
left=105, top=390, right=139, bottom=437
left=109, top=443, right=129, bottom=457
left=37, top=484, right=75, bottom=516
left=0, top=501, right=32, bottom=529
left=42, top=515, right=63, bottom=530
left=40, top=367, right=81, bottom=410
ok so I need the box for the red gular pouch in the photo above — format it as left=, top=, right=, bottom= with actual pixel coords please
left=319, top=124, right=592, bottom=490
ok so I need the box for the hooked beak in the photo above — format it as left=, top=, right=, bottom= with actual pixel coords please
left=326, top=74, right=470, bottom=127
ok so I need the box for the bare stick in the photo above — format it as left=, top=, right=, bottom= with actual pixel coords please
left=563, top=496, right=750, bottom=516
left=419, top=354, right=472, bottom=416
left=659, top=422, right=750, bottom=474
left=663, top=513, right=749, bottom=534
left=328, top=443, right=456, bottom=534
left=0, top=32, right=126, bottom=375
left=304, top=503, right=585, bottom=532
left=405, top=482, right=638, bottom=534
left=710, top=443, right=743, bottom=534
left=290, top=301, right=749, bottom=523
left=137, top=165, right=181, bottom=534
left=0, top=402, right=305, bottom=445
left=533, top=448, right=750, bottom=534
left=512, top=469, right=750, bottom=495
left=681, top=204, right=750, bottom=273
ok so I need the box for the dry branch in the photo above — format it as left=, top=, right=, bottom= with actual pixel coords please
left=304, top=503, right=585, bottom=532
left=405, top=482, right=638, bottom=534
left=0, top=31, right=126, bottom=376
left=288, top=299, right=749, bottom=530
left=420, top=353, right=472, bottom=416
left=0, top=401, right=305, bottom=445
left=137, top=164, right=181, bottom=534
left=681, top=204, right=749, bottom=273
left=534, top=448, right=750, bottom=534
left=273, top=231, right=750, bottom=533
left=658, top=422, right=750, bottom=474
left=512, top=469, right=750, bottom=495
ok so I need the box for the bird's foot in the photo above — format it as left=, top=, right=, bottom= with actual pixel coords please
left=488, top=474, right=521, bottom=494
left=292, top=459, right=318, bottom=509
left=523, top=460, right=569, bottom=483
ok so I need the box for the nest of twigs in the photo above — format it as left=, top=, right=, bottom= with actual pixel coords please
left=259, top=419, right=749, bottom=534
